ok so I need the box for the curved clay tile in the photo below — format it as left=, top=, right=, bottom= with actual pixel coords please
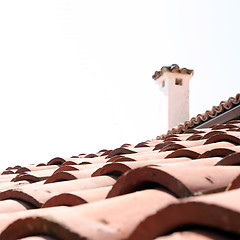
left=84, top=153, right=98, bottom=158
left=226, top=174, right=240, bottom=191
left=160, top=143, right=184, bottom=152
left=97, top=149, right=109, bottom=154
left=0, top=199, right=34, bottom=214
left=15, top=167, right=31, bottom=174
left=201, top=130, right=226, bottom=140
left=5, top=167, right=13, bottom=170
left=165, top=149, right=200, bottom=159
left=42, top=186, right=111, bottom=208
left=167, top=157, right=222, bottom=168
left=78, top=161, right=92, bottom=165
left=61, top=160, right=78, bottom=166
left=185, top=134, right=202, bottom=141
left=11, top=174, right=41, bottom=183
left=153, top=230, right=237, bottom=240
left=36, top=163, right=46, bottom=167
left=227, top=128, right=240, bottom=132
left=153, top=142, right=174, bottom=151
left=0, top=189, right=176, bottom=240
left=0, top=189, right=41, bottom=208
left=76, top=156, right=107, bottom=164
left=118, top=151, right=172, bottom=161
left=13, top=165, right=21, bottom=169
left=134, top=142, right=149, bottom=148
left=152, top=64, right=193, bottom=80
left=0, top=174, right=18, bottom=184
left=1, top=176, right=117, bottom=208
left=227, top=120, right=240, bottom=125
left=0, top=217, right=81, bottom=240
left=204, top=133, right=240, bottom=145
left=53, top=165, right=79, bottom=174
left=107, top=166, right=240, bottom=198
left=224, top=123, right=240, bottom=129
left=100, top=149, right=112, bottom=156
left=163, top=137, right=181, bottom=142
left=106, top=147, right=137, bottom=158
left=92, top=163, right=131, bottom=177
left=26, top=165, right=59, bottom=172
left=92, top=159, right=191, bottom=177
left=44, top=169, right=96, bottom=184
left=120, top=143, right=132, bottom=148
left=44, top=172, right=77, bottom=184
left=1, top=170, right=15, bottom=175
left=19, top=236, right=56, bottom=240
left=47, top=157, right=65, bottom=166
left=185, top=129, right=205, bottom=134
left=107, top=166, right=190, bottom=198
left=0, top=181, right=29, bottom=192
left=198, top=148, right=235, bottom=159
left=211, top=124, right=237, bottom=130
left=216, top=152, right=240, bottom=166
left=43, top=193, right=87, bottom=207
left=165, top=142, right=235, bottom=159
left=128, top=189, right=240, bottom=240
left=160, top=139, right=207, bottom=152
left=12, top=169, right=58, bottom=183
left=107, top=156, right=136, bottom=163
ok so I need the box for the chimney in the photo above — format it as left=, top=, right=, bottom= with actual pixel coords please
left=153, top=64, right=194, bottom=130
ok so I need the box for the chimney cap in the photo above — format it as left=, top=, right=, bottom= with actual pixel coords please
left=152, top=64, right=194, bottom=80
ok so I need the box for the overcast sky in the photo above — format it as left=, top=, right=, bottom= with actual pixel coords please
left=0, top=0, right=240, bottom=170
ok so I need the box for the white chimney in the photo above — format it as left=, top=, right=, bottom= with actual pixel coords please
left=153, top=64, right=194, bottom=130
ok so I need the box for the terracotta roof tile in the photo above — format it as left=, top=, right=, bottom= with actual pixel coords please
left=0, top=190, right=176, bottom=239
left=129, top=188, right=240, bottom=240
left=152, top=64, right=194, bottom=80
left=154, top=230, right=236, bottom=240
left=42, top=186, right=111, bottom=208
left=0, top=117, right=240, bottom=238
left=107, top=165, right=240, bottom=198
left=19, top=237, right=56, bottom=240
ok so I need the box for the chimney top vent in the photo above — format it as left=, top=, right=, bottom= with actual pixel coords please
left=152, top=64, right=194, bottom=80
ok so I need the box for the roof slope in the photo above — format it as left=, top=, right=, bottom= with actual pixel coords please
left=0, top=119, right=240, bottom=239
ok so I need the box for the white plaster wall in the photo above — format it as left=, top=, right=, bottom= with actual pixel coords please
left=156, top=72, right=192, bottom=130
left=158, top=78, right=168, bottom=132
left=168, top=73, right=191, bottom=128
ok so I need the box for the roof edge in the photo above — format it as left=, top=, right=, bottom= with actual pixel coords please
left=157, top=93, right=240, bottom=139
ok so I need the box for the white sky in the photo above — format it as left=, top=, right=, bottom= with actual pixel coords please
left=0, top=0, right=240, bottom=170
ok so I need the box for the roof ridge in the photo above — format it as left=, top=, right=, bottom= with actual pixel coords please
left=157, top=93, right=240, bottom=139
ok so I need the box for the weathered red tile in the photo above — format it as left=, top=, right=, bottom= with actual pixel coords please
left=107, top=166, right=240, bottom=198
left=165, top=142, right=235, bottom=159
left=42, top=186, right=111, bottom=208
left=154, top=230, right=236, bottom=240
left=216, top=152, right=240, bottom=166
left=0, top=176, right=116, bottom=208
left=128, top=188, right=240, bottom=240
left=92, top=158, right=192, bottom=177
left=0, top=190, right=176, bottom=240
left=44, top=169, right=96, bottom=184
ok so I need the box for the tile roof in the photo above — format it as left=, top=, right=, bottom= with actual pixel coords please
left=158, top=93, right=240, bottom=139
left=1, top=105, right=240, bottom=238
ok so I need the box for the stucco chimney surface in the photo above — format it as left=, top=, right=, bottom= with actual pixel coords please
left=153, top=64, right=194, bottom=130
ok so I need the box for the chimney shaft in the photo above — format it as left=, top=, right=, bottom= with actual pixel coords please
left=153, top=64, right=194, bottom=130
